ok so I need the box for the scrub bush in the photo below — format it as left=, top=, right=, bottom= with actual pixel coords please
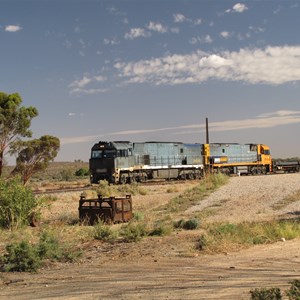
left=94, top=222, right=118, bottom=242
left=250, top=287, right=282, bottom=299
left=174, top=218, right=200, bottom=230
left=0, top=240, right=41, bottom=272
left=75, top=168, right=89, bottom=177
left=0, top=230, right=82, bottom=272
left=120, top=222, right=147, bottom=242
left=0, top=178, right=40, bottom=229
left=286, top=280, right=300, bottom=299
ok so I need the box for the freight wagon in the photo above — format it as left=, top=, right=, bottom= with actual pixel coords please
left=273, top=160, right=300, bottom=173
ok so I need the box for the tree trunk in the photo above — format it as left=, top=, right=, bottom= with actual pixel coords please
left=0, top=150, right=3, bottom=177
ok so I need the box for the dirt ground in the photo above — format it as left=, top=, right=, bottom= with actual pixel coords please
left=1, top=174, right=300, bottom=299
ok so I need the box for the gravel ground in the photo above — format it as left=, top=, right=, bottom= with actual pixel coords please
left=1, top=174, right=300, bottom=300
left=187, top=173, right=300, bottom=223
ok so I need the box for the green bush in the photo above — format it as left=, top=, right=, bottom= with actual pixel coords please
left=37, top=230, right=82, bottom=262
left=60, top=169, right=74, bottom=181
left=96, top=180, right=114, bottom=197
left=0, top=178, right=40, bottom=229
left=0, top=230, right=82, bottom=272
left=133, top=211, right=144, bottom=221
left=94, top=222, right=118, bottom=242
left=249, top=280, right=300, bottom=300
left=174, top=218, right=200, bottom=230
left=250, top=287, right=282, bottom=299
left=120, top=222, right=147, bottom=242
left=196, top=235, right=208, bottom=250
left=0, top=240, right=41, bottom=272
left=206, top=221, right=300, bottom=249
left=96, top=180, right=148, bottom=197
left=286, top=280, right=300, bottom=299
left=149, top=221, right=173, bottom=236
left=75, top=168, right=89, bottom=177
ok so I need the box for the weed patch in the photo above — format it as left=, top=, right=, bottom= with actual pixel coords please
left=0, top=229, right=82, bottom=272
left=174, top=218, right=200, bottom=230
left=93, top=222, right=118, bottom=242
left=0, top=178, right=43, bottom=229
left=249, top=279, right=300, bottom=300
left=198, top=220, right=300, bottom=253
left=96, top=180, right=148, bottom=197
left=162, top=174, right=228, bottom=212
left=120, top=222, right=147, bottom=242
left=0, top=240, right=41, bottom=272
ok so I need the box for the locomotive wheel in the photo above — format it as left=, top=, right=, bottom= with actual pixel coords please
left=188, top=173, right=195, bottom=180
left=128, top=176, right=136, bottom=184
left=180, top=173, right=186, bottom=180
left=120, top=174, right=127, bottom=184
left=141, top=175, right=148, bottom=182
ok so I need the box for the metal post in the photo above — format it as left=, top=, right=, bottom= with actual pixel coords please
left=206, top=117, right=209, bottom=144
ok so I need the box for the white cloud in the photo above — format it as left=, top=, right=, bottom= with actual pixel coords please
left=249, top=26, right=264, bottom=34
left=94, top=75, right=107, bottom=82
left=114, top=46, right=300, bottom=86
left=69, top=74, right=108, bottom=94
left=124, top=28, right=151, bottom=40
left=226, top=3, right=248, bottom=13
left=220, top=31, right=231, bottom=39
left=5, top=25, right=22, bottom=32
left=147, top=22, right=167, bottom=33
left=258, top=110, right=300, bottom=118
left=203, top=35, right=213, bottom=43
left=103, top=37, right=119, bottom=45
left=60, top=110, right=300, bottom=144
left=173, top=13, right=188, bottom=23
left=189, top=35, right=213, bottom=45
left=233, top=3, right=248, bottom=13
left=69, top=76, right=91, bottom=88
left=170, top=27, right=180, bottom=34
left=194, top=18, right=203, bottom=25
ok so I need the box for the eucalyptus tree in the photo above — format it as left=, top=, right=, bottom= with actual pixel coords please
left=11, top=135, right=60, bottom=184
left=0, top=92, right=38, bottom=176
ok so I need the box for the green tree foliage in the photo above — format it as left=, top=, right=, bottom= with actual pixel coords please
left=11, top=135, right=60, bottom=184
left=0, top=92, right=38, bottom=176
left=75, top=167, right=89, bottom=177
left=0, top=178, right=39, bottom=229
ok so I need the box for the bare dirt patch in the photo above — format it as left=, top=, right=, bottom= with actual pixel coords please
left=1, top=175, right=300, bottom=299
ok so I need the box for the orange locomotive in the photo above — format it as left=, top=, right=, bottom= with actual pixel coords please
left=203, top=143, right=272, bottom=175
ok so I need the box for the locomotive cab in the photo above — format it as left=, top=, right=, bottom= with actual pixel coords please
left=89, top=141, right=133, bottom=183
left=258, top=144, right=272, bottom=172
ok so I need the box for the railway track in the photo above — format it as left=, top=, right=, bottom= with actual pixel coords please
left=33, top=172, right=295, bottom=195
left=32, top=179, right=198, bottom=195
left=33, top=185, right=93, bottom=195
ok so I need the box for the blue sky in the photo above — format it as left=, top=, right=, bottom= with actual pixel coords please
left=1, top=0, right=300, bottom=163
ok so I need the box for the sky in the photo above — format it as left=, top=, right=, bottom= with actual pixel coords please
left=1, top=0, right=300, bottom=164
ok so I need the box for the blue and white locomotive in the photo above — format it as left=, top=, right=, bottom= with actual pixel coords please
left=89, top=141, right=204, bottom=184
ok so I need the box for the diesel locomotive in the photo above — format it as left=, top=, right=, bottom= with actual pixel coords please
left=89, top=141, right=272, bottom=184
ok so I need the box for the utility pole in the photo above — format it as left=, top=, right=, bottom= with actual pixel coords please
left=206, top=117, right=209, bottom=144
